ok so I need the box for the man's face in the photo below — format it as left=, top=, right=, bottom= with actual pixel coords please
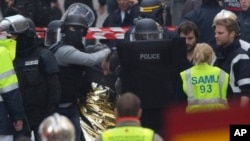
left=117, top=0, right=130, bottom=11
left=214, top=24, right=234, bottom=48
left=179, top=31, right=197, bottom=52
left=239, top=0, right=250, bottom=11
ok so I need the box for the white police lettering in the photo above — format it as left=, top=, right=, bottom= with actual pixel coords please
left=140, top=53, right=160, bottom=60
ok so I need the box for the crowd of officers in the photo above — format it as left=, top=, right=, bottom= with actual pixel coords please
left=1, top=0, right=250, bottom=141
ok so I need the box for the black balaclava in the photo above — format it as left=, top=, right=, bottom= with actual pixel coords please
left=16, top=32, right=36, bottom=57
left=63, top=25, right=87, bottom=49
left=16, top=33, right=35, bottom=50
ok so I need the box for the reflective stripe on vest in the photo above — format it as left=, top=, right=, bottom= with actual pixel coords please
left=0, top=69, right=16, bottom=80
left=0, top=82, right=18, bottom=94
left=0, top=45, right=19, bottom=95
left=0, top=69, right=18, bottom=94
left=185, top=69, right=227, bottom=105
left=230, top=54, right=250, bottom=93
left=101, top=126, right=154, bottom=141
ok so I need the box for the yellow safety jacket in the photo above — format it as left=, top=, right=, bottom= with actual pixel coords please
left=180, top=63, right=229, bottom=113
left=101, top=126, right=154, bottom=141
left=0, top=39, right=18, bottom=95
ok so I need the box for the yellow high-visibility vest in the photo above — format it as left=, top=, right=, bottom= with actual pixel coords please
left=102, top=126, right=154, bottom=141
left=0, top=39, right=18, bottom=100
left=180, top=63, right=229, bottom=113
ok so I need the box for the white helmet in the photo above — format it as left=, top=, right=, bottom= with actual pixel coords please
left=213, top=9, right=237, bottom=26
left=39, top=113, right=75, bottom=141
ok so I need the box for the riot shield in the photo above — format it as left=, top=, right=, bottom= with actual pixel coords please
left=117, top=38, right=187, bottom=109
left=116, top=38, right=188, bottom=135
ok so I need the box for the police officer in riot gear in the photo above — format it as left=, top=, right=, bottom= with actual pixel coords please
left=44, top=20, right=62, bottom=48
left=2, top=14, right=61, bottom=141
left=103, top=17, right=187, bottom=136
left=105, top=18, right=164, bottom=94
left=61, top=14, right=89, bottom=49
left=139, top=0, right=172, bottom=26
left=52, top=3, right=111, bottom=140
left=45, top=18, right=117, bottom=141
left=130, top=18, right=163, bottom=41
left=124, top=0, right=174, bottom=41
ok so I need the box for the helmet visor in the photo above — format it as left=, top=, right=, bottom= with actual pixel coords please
left=62, top=3, right=95, bottom=27
left=135, top=32, right=161, bottom=40
left=44, top=28, right=61, bottom=47
left=0, top=14, right=28, bottom=33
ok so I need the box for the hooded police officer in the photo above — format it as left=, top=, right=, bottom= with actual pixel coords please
left=3, top=14, right=61, bottom=141
left=52, top=12, right=111, bottom=141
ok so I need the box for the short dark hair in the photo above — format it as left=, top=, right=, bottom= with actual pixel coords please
left=116, top=92, right=141, bottom=117
left=178, top=21, right=199, bottom=39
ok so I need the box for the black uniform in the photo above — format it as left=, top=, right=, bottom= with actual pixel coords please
left=14, top=45, right=61, bottom=141
left=238, top=8, right=250, bottom=43
left=117, top=39, right=187, bottom=135
left=215, top=39, right=250, bottom=101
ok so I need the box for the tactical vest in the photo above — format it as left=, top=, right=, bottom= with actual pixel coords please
left=102, top=126, right=154, bottom=141
left=59, top=64, right=91, bottom=103
left=180, top=63, right=229, bottom=113
left=52, top=42, right=91, bottom=103
left=14, top=47, right=48, bottom=109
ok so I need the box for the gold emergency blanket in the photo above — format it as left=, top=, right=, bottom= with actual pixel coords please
left=79, top=82, right=117, bottom=141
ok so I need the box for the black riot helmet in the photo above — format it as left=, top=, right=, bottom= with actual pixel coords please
left=62, top=14, right=89, bottom=36
left=25, top=18, right=37, bottom=38
left=1, top=15, right=37, bottom=49
left=132, top=18, right=163, bottom=41
left=45, top=20, right=62, bottom=47
left=139, top=0, right=163, bottom=25
left=64, top=14, right=88, bottom=28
